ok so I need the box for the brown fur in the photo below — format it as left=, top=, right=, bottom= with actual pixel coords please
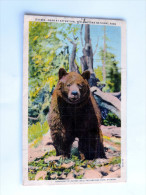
left=48, top=69, right=105, bottom=160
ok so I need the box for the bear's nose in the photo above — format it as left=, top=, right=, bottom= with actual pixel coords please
left=71, top=91, right=78, bottom=96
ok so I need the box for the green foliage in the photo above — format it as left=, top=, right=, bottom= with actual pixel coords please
left=28, top=22, right=81, bottom=145
left=28, top=121, right=49, bottom=143
left=29, top=22, right=62, bottom=100
left=29, top=22, right=79, bottom=101
left=94, top=66, right=103, bottom=81
left=109, top=156, right=121, bottom=165
left=75, top=174, right=84, bottom=179
left=104, top=112, right=121, bottom=127
left=103, top=112, right=121, bottom=127
left=28, top=83, right=52, bottom=127
left=115, top=142, right=121, bottom=145
left=64, top=169, right=70, bottom=174
left=29, top=159, right=48, bottom=168
left=48, top=150, right=56, bottom=157
left=28, top=171, right=36, bottom=180
left=99, top=49, right=121, bottom=92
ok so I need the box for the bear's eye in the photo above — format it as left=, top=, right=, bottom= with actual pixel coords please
left=77, top=84, right=83, bottom=89
left=67, top=83, right=71, bottom=87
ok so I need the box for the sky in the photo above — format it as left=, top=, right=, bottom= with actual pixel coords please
left=58, top=23, right=121, bottom=69
left=77, top=24, right=121, bottom=68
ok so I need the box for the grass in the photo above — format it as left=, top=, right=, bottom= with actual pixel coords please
left=103, top=135, right=121, bottom=146
left=28, top=121, right=49, bottom=143
left=109, top=156, right=121, bottom=165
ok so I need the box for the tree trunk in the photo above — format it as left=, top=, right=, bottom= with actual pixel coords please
left=81, top=24, right=94, bottom=73
left=69, top=42, right=76, bottom=71
left=80, top=24, right=99, bottom=86
left=69, top=41, right=80, bottom=73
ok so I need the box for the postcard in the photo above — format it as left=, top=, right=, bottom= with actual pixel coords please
left=23, top=15, right=126, bottom=185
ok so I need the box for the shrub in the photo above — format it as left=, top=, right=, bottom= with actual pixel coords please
left=28, top=121, right=49, bottom=143
left=103, top=112, right=121, bottom=127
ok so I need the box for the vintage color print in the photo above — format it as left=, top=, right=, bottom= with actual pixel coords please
left=23, top=15, right=126, bottom=185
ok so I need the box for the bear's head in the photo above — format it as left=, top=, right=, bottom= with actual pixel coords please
left=57, top=68, right=90, bottom=104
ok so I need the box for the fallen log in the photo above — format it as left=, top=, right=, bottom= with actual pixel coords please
left=91, top=86, right=121, bottom=119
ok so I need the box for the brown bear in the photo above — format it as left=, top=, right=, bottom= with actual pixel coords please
left=48, top=68, right=105, bottom=160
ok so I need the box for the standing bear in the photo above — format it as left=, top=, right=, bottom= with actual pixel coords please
left=48, top=68, right=106, bottom=160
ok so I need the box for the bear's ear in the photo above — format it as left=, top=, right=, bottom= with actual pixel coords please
left=81, top=70, right=90, bottom=80
left=59, top=68, right=68, bottom=80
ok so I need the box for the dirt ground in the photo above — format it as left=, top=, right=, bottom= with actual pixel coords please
left=28, top=125, right=121, bottom=180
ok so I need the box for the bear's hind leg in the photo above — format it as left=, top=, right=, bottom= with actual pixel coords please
left=78, top=135, right=106, bottom=160
left=78, top=137, right=97, bottom=160
left=96, top=139, right=106, bottom=158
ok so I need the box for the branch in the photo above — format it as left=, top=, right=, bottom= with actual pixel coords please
left=93, top=37, right=99, bottom=56
left=66, top=37, right=75, bottom=45
left=28, top=115, right=40, bottom=120
left=74, top=61, right=80, bottom=74
left=72, top=32, right=78, bottom=42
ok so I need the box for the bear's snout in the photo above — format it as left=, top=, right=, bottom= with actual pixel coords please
left=68, top=84, right=80, bottom=102
left=71, top=91, right=78, bottom=96
left=69, top=90, right=80, bottom=101
left=70, top=90, right=79, bottom=101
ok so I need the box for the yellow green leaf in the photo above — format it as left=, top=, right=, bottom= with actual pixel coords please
left=33, top=36, right=39, bottom=41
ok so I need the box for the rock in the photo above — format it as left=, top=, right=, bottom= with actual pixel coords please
left=28, top=166, right=39, bottom=171
left=74, top=169, right=84, bottom=176
left=28, top=131, right=55, bottom=162
left=83, top=169, right=102, bottom=179
left=94, top=166, right=101, bottom=172
left=61, top=162, right=75, bottom=169
left=44, top=155, right=61, bottom=163
left=58, top=173, right=66, bottom=179
left=72, top=138, right=79, bottom=148
left=104, top=140, right=121, bottom=153
left=71, top=138, right=79, bottom=156
left=110, top=164, right=120, bottom=172
left=28, top=150, right=46, bottom=162
left=35, top=171, right=47, bottom=180
left=107, top=148, right=114, bottom=153
left=66, top=171, right=74, bottom=179
left=100, top=165, right=111, bottom=172
left=100, top=165, right=111, bottom=176
left=94, top=165, right=113, bottom=177
left=75, top=166, right=84, bottom=171
left=101, top=125, right=121, bottom=138
left=105, top=152, right=114, bottom=159
left=103, top=169, right=121, bottom=178
left=113, top=151, right=121, bottom=157
left=50, top=173, right=58, bottom=179
left=95, top=158, right=109, bottom=165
